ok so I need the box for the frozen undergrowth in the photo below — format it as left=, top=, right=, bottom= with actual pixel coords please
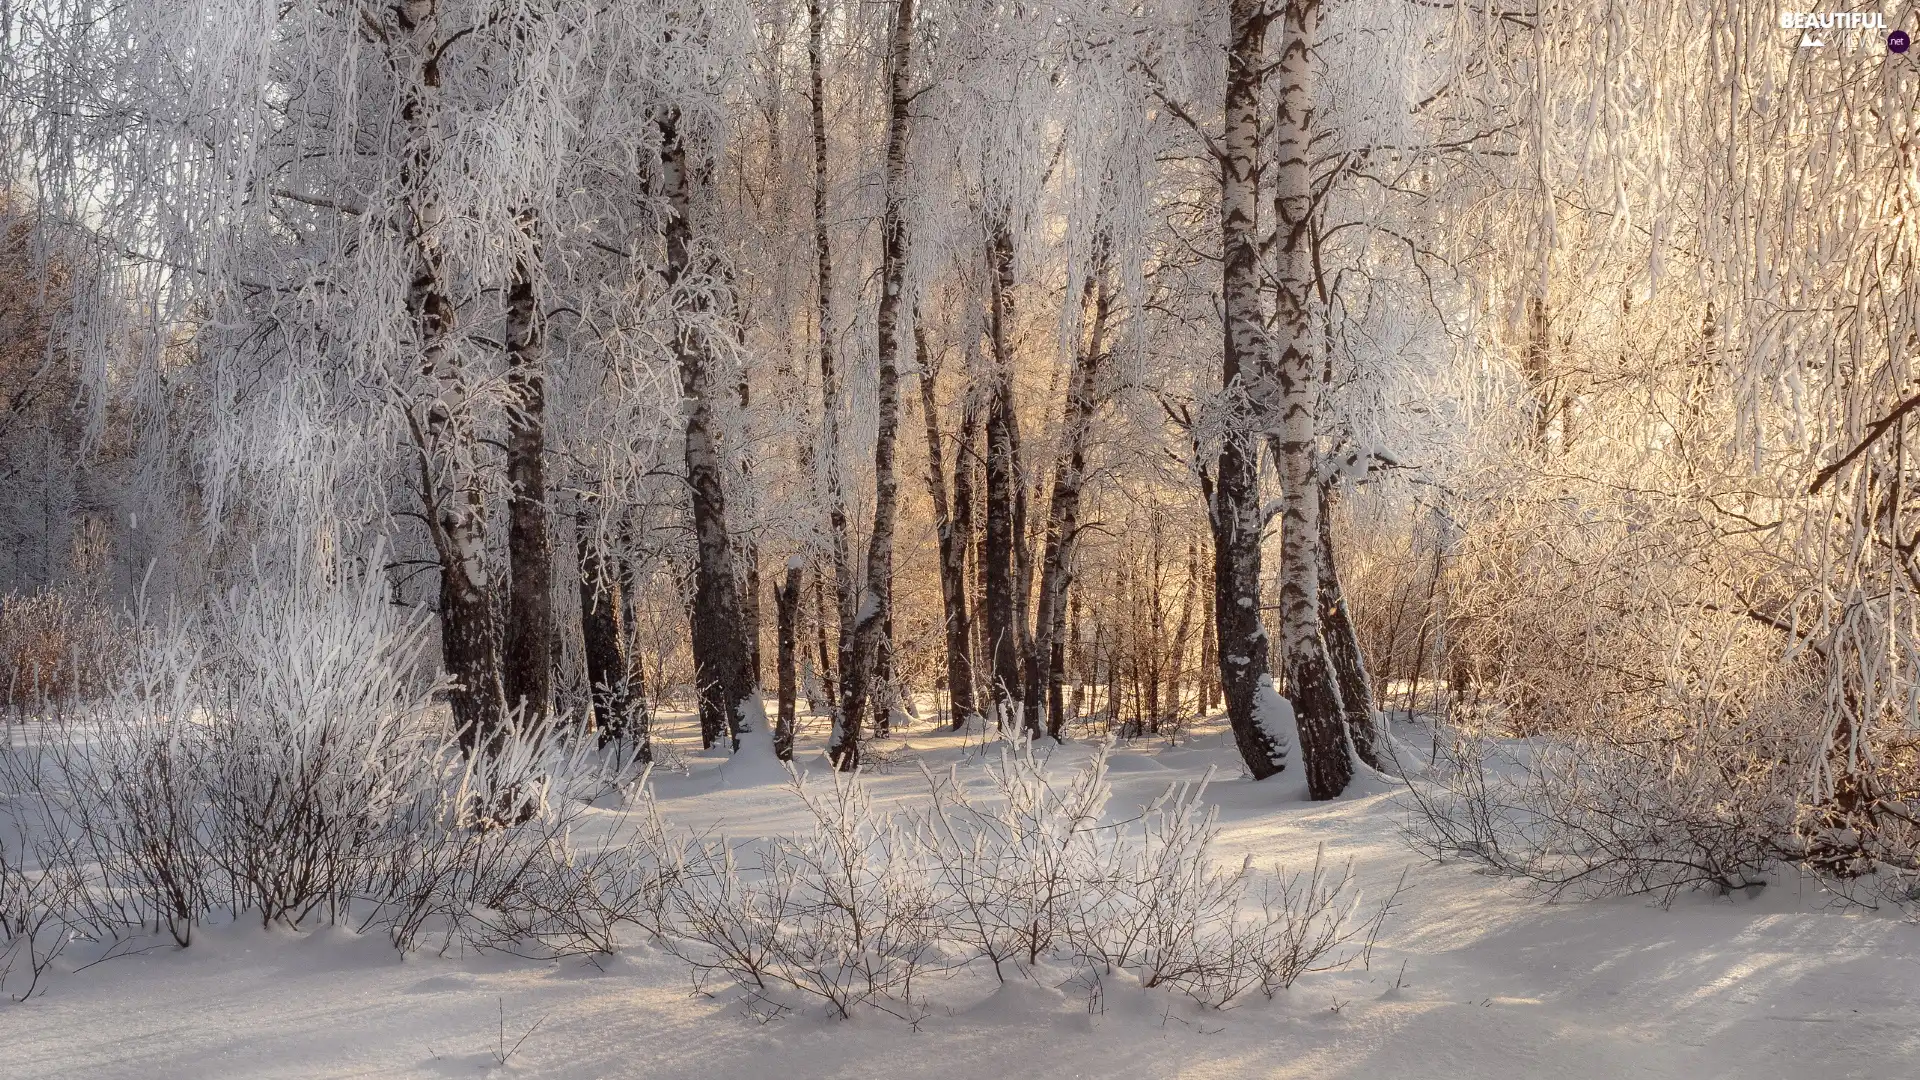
left=11, top=720, right=1920, bottom=1080
left=0, top=572, right=1390, bottom=1015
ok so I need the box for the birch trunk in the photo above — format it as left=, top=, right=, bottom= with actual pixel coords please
left=737, top=375, right=763, bottom=687
left=984, top=222, right=1030, bottom=734
left=1272, top=0, right=1350, bottom=800
left=809, top=0, right=857, bottom=742
left=661, top=111, right=754, bottom=749
left=951, top=358, right=985, bottom=730
left=775, top=559, right=802, bottom=760
left=392, top=0, right=502, bottom=752
left=831, top=0, right=915, bottom=769
left=578, top=508, right=642, bottom=757
left=502, top=215, right=551, bottom=725
left=1212, top=0, right=1286, bottom=779
left=1318, top=486, right=1387, bottom=773
left=916, top=323, right=981, bottom=731
left=1029, top=262, right=1111, bottom=739
left=813, top=571, right=838, bottom=711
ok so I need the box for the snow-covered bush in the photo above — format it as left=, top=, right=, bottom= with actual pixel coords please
left=919, top=742, right=1118, bottom=973
left=646, top=768, right=943, bottom=1020
left=643, top=741, right=1392, bottom=1018
left=0, top=553, right=625, bottom=995
left=1401, top=698, right=1827, bottom=902
left=4, top=611, right=1386, bottom=1015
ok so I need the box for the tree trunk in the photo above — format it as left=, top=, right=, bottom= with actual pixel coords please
left=1272, top=0, right=1350, bottom=800
left=393, top=1, right=502, bottom=752
left=661, top=111, right=755, bottom=749
left=1030, top=260, right=1111, bottom=739
left=809, top=0, right=858, bottom=748
left=832, top=0, right=915, bottom=769
left=917, top=323, right=981, bottom=732
left=1524, top=294, right=1551, bottom=453
left=1318, top=486, right=1388, bottom=773
left=502, top=215, right=551, bottom=726
left=984, top=222, right=1031, bottom=735
left=872, top=610, right=895, bottom=738
left=737, top=376, right=763, bottom=687
left=951, top=358, right=985, bottom=729
left=813, top=569, right=837, bottom=711
left=578, top=508, right=643, bottom=758
left=775, top=559, right=802, bottom=760
left=1212, top=0, right=1287, bottom=780
left=1165, top=540, right=1199, bottom=732
left=1066, top=592, right=1085, bottom=722
left=1012, top=416, right=1036, bottom=726
left=1199, top=553, right=1218, bottom=712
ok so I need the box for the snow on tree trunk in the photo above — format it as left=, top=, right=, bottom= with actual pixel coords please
left=1212, top=0, right=1287, bottom=781
left=1271, top=0, right=1350, bottom=801
left=660, top=110, right=754, bottom=751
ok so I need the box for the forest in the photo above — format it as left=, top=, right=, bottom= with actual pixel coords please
left=3, top=1, right=1920, bottom=1077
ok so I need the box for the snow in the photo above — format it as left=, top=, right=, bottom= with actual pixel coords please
left=6, top=715, right=1920, bottom=1079
left=1253, top=674, right=1299, bottom=761
left=717, top=693, right=790, bottom=787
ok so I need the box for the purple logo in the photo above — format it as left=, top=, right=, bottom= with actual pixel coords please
left=1892, top=29, right=1911, bottom=53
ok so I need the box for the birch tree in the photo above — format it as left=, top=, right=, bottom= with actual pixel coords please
left=831, top=0, right=919, bottom=768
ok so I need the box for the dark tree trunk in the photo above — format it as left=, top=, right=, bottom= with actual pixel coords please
left=1318, top=486, right=1388, bottom=772
left=1066, top=592, right=1085, bottom=722
left=950, top=360, right=984, bottom=730
left=502, top=219, right=551, bottom=726
left=578, top=509, right=644, bottom=758
left=436, top=533, right=502, bottom=753
left=1165, top=540, right=1200, bottom=731
left=1212, top=0, right=1287, bottom=780
left=775, top=560, right=802, bottom=760
left=916, top=324, right=981, bottom=732
left=983, top=222, right=1030, bottom=735
left=872, top=611, right=895, bottom=738
left=737, top=377, right=763, bottom=687
left=661, top=112, right=754, bottom=749
left=812, top=569, right=838, bottom=711
left=1199, top=553, right=1218, bottom=712
left=1012, top=415, right=1036, bottom=727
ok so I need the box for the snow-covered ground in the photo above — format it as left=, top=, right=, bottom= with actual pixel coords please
left=5, top=716, right=1916, bottom=1080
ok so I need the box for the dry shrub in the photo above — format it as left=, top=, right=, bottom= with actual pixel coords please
left=0, top=556, right=633, bottom=999
left=643, top=743, right=1397, bottom=1020
left=1387, top=467, right=1920, bottom=903
left=0, top=591, right=123, bottom=717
